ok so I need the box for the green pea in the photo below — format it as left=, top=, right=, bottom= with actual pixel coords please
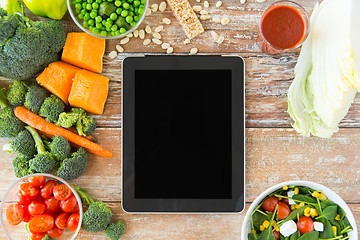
left=106, top=18, right=113, bottom=24
left=133, top=0, right=140, bottom=6
left=86, top=3, right=92, bottom=10
left=75, top=3, right=82, bottom=9
left=93, top=28, right=100, bottom=34
left=120, top=27, right=126, bottom=33
left=96, top=22, right=103, bottom=28
left=78, top=13, right=84, bottom=19
left=138, top=6, right=144, bottom=14
left=108, top=0, right=113, bottom=1
left=84, top=13, right=90, bottom=20
left=115, top=30, right=121, bottom=35
left=140, top=0, right=146, bottom=4
left=111, top=25, right=118, bottom=31
left=134, top=8, right=139, bottom=15
left=130, top=21, right=136, bottom=27
left=128, top=0, right=133, bottom=3
left=125, top=15, right=133, bottom=23
left=115, top=0, right=122, bottom=6
left=92, top=2, right=99, bottom=9
left=134, top=15, right=140, bottom=22
left=90, top=11, right=97, bottom=18
left=95, top=16, right=102, bottom=22
left=96, top=0, right=102, bottom=3
left=105, top=21, right=112, bottom=28
left=121, top=10, right=128, bottom=17
left=88, top=19, right=95, bottom=25
left=81, top=9, right=87, bottom=14
left=122, top=2, right=130, bottom=9
left=116, top=7, right=122, bottom=14
left=76, top=0, right=82, bottom=2
left=106, top=27, right=111, bottom=32
left=102, top=20, right=106, bottom=25
left=83, top=21, right=89, bottom=27
left=101, top=30, right=107, bottom=36
left=110, top=12, right=118, bottom=20
left=82, top=2, right=87, bottom=8
left=129, top=5, right=134, bottom=11
left=76, top=9, right=81, bottom=13
left=87, top=0, right=93, bottom=3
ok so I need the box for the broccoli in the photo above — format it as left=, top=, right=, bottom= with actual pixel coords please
left=105, top=221, right=125, bottom=240
left=3, top=129, right=36, bottom=157
left=55, top=147, right=88, bottom=180
left=6, top=79, right=28, bottom=107
left=73, top=186, right=113, bottom=233
left=0, top=13, right=19, bottom=46
left=24, top=84, right=48, bottom=114
left=48, top=135, right=71, bottom=161
left=77, top=115, right=96, bottom=136
left=26, top=126, right=58, bottom=173
left=12, top=155, right=33, bottom=178
left=39, top=95, right=65, bottom=123
left=57, top=108, right=96, bottom=136
left=0, top=88, right=24, bottom=137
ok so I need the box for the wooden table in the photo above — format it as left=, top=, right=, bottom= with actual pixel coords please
left=1, top=0, right=359, bottom=239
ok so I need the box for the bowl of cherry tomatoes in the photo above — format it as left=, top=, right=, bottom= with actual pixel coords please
left=0, top=173, right=83, bottom=240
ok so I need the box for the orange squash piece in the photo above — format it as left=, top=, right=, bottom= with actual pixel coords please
left=68, top=69, right=109, bottom=115
left=37, top=61, right=81, bottom=105
left=61, top=32, right=105, bottom=73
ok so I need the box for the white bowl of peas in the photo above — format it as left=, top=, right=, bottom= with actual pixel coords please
left=67, top=0, right=148, bottom=39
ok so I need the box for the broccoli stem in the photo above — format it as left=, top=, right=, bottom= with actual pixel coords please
left=24, top=126, right=46, bottom=154
left=72, top=185, right=95, bottom=207
left=0, top=88, right=9, bottom=109
left=2, top=143, right=12, bottom=153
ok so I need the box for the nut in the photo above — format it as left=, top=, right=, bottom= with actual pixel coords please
left=190, top=48, right=198, bottom=55
left=155, top=25, right=164, bottom=32
left=193, top=5, right=202, bottom=12
left=210, top=31, right=219, bottom=41
left=159, top=1, right=167, bottom=12
left=139, top=29, right=145, bottom=39
left=143, top=39, right=151, bottom=45
left=120, top=37, right=130, bottom=44
left=184, top=39, right=190, bottom=44
left=200, top=15, right=211, bottom=20
left=221, top=18, right=230, bottom=25
left=216, top=35, right=224, bottom=44
left=152, top=38, right=162, bottom=45
left=126, top=33, right=133, bottom=38
left=240, top=0, right=246, bottom=3
left=256, top=0, right=266, bottom=2
left=145, top=25, right=152, bottom=34
left=161, top=43, right=171, bottom=49
left=212, top=17, right=221, bottom=23
left=153, top=32, right=162, bottom=39
left=133, top=30, right=139, bottom=37
left=151, top=3, right=158, bottom=12
left=167, top=47, right=174, bottom=54
left=109, top=51, right=117, bottom=59
left=216, top=1, right=222, bottom=7
left=146, top=8, right=151, bottom=16
left=200, top=10, right=208, bottom=15
left=116, top=45, right=124, bottom=53
left=204, top=1, right=209, bottom=8
left=162, top=18, right=171, bottom=24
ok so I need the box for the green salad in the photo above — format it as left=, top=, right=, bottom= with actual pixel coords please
left=249, top=186, right=354, bottom=240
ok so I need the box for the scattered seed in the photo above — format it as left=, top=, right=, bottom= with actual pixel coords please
left=221, top=17, right=230, bottom=25
left=204, top=1, right=209, bottom=8
left=196, top=0, right=200, bottom=2
left=200, top=15, right=211, bottom=20
left=143, top=39, right=151, bottom=45
left=193, top=5, right=202, bottom=12
left=256, top=0, right=266, bottom=2
left=216, top=35, right=224, bottom=44
left=153, top=32, right=162, bottom=39
left=161, top=43, right=170, bottom=49
left=120, top=37, right=130, bottom=44
left=152, top=38, right=162, bottom=45
left=240, top=0, right=246, bottom=3
left=145, top=25, right=152, bottom=34
left=109, top=51, right=117, bottom=59
left=216, top=1, right=222, bottom=7
left=184, top=39, right=190, bottom=44
left=190, top=48, right=198, bottom=55
left=139, top=29, right=145, bottom=39
left=116, top=45, right=124, bottom=53
left=133, top=30, right=139, bottom=37
left=210, top=31, right=219, bottom=41
left=162, top=17, right=171, bottom=24
left=159, top=1, right=167, bottom=12
left=167, top=47, right=174, bottom=54
left=155, top=25, right=164, bottom=32
left=146, top=8, right=151, bottom=16
left=200, top=10, right=208, bottom=15
left=126, top=33, right=133, bottom=38
left=212, top=17, right=221, bottom=23
left=151, top=3, right=158, bottom=12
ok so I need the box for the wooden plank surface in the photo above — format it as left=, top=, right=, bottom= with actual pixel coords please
left=1, top=0, right=360, bottom=239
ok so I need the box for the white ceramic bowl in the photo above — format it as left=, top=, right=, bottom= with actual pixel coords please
left=241, top=181, right=358, bottom=240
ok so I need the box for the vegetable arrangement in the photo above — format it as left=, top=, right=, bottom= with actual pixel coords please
left=248, top=186, right=353, bottom=240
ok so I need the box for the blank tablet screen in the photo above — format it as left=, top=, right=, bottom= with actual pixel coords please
left=134, top=70, right=232, bottom=199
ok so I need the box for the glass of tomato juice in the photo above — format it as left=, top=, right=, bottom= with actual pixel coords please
left=257, top=1, right=310, bottom=55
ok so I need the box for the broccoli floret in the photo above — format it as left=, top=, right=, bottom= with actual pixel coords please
left=3, top=129, right=35, bottom=157
left=49, top=136, right=71, bottom=161
left=105, top=221, right=125, bottom=240
left=24, top=84, right=48, bottom=114
left=0, top=14, right=19, bottom=46
left=32, top=20, right=66, bottom=53
left=77, top=115, right=96, bottom=136
left=0, top=8, right=7, bottom=17
left=26, top=126, right=58, bottom=173
left=39, top=95, right=65, bottom=123
left=6, top=80, right=28, bottom=107
left=55, top=147, right=87, bottom=180
left=0, top=88, right=24, bottom=137
left=56, top=108, right=96, bottom=136
left=12, top=155, right=33, bottom=178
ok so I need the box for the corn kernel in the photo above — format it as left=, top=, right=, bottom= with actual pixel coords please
left=319, top=193, right=327, bottom=201
left=335, top=214, right=341, bottom=221
left=272, top=220, right=276, bottom=227
left=283, top=185, right=289, bottom=190
left=263, top=220, right=270, bottom=228
left=278, top=197, right=282, bottom=201
left=251, top=230, right=257, bottom=234
left=310, top=208, right=318, bottom=218
left=299, top=202, right=305, bottom=207
left=294, top=187, right=299, bottom=195
left=304, top=207, right=311, bottom=214
left=276, top=227, right=280, bottom=232
left=332, top=226, right=337, bottom=235
left=260, top=225, right=266, bottom=231
left=304, top=212, right=311, bottom=217
left=295, top=204, right=300, bottom=209
left=291, top=205, right=296, bottom=211
left=312, top=191, right=320, bottom=198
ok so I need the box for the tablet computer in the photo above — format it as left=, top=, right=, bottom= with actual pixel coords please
left=122, top=55, right=245, bottom=213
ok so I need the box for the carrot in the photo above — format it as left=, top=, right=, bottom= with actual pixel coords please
left=14, top=106, right=112, bottom=158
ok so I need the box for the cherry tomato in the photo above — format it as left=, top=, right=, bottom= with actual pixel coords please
left=47, top=226, right=64, bottom=238
left=281, top=198, right=290, bottom=206
left=55, top=212, right=71, bottom=229
left=72, top=202, right=80, bottom=213
left=28, top=199, right=46, bottom=216
left=6, top=203, right=24, bottom=225
left=16, top=191, right=31, bottom=205
left=53, top=184, right=72, bottom=201
left=297, top=216, right=314, bottom=234
left=67, top=213, right=80, bottom=232
left=28, top=231, right=46, bottom=240
left=28, top=176, right=47, bottom=188
left=60, top=194, right=77, bottom=212
left=262, top=196, right=279, bottom=212
left=44, top=196, right=60, bottom=214
left=21, top=204, right=31, bottom=222
left=273, top=230, right=280, bottom=240
left=20, top=183, right=39, bottom=199
left=40, top=180, right=57, bottom=199
left=28, top=214, right=54, bottom=233
left=277, top=202, right=290, bottom=220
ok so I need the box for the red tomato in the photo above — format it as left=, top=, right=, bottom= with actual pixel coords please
left=55, top=213, right=71, bottom=229
left=28, top=176, right=46, bottom=188
left=297, top=216, right=314, bottom=234
left=28, top=200, right=46, bottom=216
left=67, top=213, right=80, bottom=232
left=262, top=196, right=279, bottom=212
left=277, top=202, right=290, bottom=220
left=20, top=183, right=39, bottom=199
left=28, top=231, right=46, bottom=240
left=21, top=205, right=31, bottom=222
left=40, top=180, right=57, bottom=199
left=44, top=196, right=60, bottom=214
left=28, top=214, right=54, bottom=233
left=53, top=184, right=72, bottom=201
left=16, top=191, right=31, bottom=205
left=47, top=226, right=64, bottom=238
left=281, top=198, right=290, bottom=206
left=6, top=203, right=24, bottom=225
left=72, top=202, right=80, bottom=213
left=273, top=230, right=280, bottom=240
left=60, top=194, right=77, bottom=212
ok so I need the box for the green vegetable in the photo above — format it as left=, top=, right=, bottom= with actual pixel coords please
left=12, top=154, right=33, bottom=178
left=257, top=205, right=277, bottom=240
left=76, top=114, right=96, bottom=136
left=24, top=84, right=48, bottom=114
left=297, top=231, right=319, bottom=240
left=99, top=2, right=117, bottom=17
left=0, top=12, right=19, bottom=46
left=3, top=129, right=36, bottom=157
left=48, top=135, right=71, bottom=161
left=56, top=108, right=96, bottom=136
left=23, top=0, right=67, bottom=20
left=39, top=94, right=65, bottom=123
left=0, top=88, right=24, bottom=138
left=0, top=0, right=22, bottom=14
left=26, top=126, right=58, bottom=173
left=105, top=220, right=125, bottom=240
left=6, top=80, right=28, bottom=107
left=55, top=147, right=88, bottom=180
